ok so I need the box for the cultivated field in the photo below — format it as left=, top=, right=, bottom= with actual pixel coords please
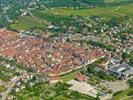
left=10, top=16, right=47, bottom=32
left=10, top=3, right=133, bottom=32
left=113, top=88, right=133, bottom=100
left=37, top=4, right=133, bottom=18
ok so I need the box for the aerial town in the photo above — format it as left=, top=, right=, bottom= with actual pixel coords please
left=0, top=0, right=133, bottom=100
left=0, top=28, right=104, bottom=75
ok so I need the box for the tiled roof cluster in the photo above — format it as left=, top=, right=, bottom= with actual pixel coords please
left=0, top=28, right=104, bottom=75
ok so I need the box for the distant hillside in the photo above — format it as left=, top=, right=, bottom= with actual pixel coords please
left=104, top=0, right=133, bottom=5
left=105, top=0, right=133, bottom=3
left=44, top=0, right=105, bottom=7
left=1, top=0, right=133, bottom=27
left=44, top=0, right=133, bottom=7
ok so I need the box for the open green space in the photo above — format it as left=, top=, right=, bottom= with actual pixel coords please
left=39, top=4, right=133, bottom=18
left=31, top=9, right=73, bottom=23
left=0, top=65, right=14, bottom=82
left=11, top=82, right=96, bottom=100
left=9, top=3, right=133, bottom=32
left=112, top=88, right=133, bottom=100
left=104, top=0, right=132, bottom=3
left=10, top=16, right=47, bottom=32
left=0, top=86, right=5, bottom=93
left=60, top=69, right=81, bottom=82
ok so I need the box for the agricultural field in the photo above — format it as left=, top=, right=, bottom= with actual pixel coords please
left=104, top=0, right=132, bottom=3
left=10, top=3, right=133, bottom=32
left=32, top=4, right=133, bottom=18
left=10, top=16, right=48, bottom=32
left=112, top=88, right=133, bottom=100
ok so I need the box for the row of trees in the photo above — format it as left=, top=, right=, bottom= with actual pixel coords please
left=88, top=40, right=116, bottom=52
left=122, top=51, right=133, bottom=65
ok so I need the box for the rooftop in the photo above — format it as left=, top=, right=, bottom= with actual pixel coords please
left=0, top=28, right=104, bottom=75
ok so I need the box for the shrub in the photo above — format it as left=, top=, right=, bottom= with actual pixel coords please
left=113, top=90, right=123, bottom=96
left=127, top=90, right=133, bottom=96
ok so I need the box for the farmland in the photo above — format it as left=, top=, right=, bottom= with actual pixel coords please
left=112, top=88, right=133, bottom=100
left=40, top=4, right=133, bottom=18
left=10, top=16, right=47, bottom=32
left=10, top=3, right=133, bottom=32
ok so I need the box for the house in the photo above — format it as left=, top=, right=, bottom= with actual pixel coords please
left=110, top=57, right=121, bottom=67
left=108, top=63, right=133, bottom=78
left=7, top=95, right=14, bottom=100
left=58, top=33, right=71, bottom=42
left=0, top=29, right=104, bottom=75
left=94, top=61, right=108, bottom=72
left=75, top=73, right=88, bottom=82
left=49, top=76, right=62, bottom=84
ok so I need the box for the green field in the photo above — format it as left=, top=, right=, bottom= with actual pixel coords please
left=12, top=82, right=95, bottom=100
left=10, top=16, right=47, bottom=32
left=60, top=69, right=81, bottom=82
left=37, top=4, right=133, bottom=18
left=104, top=0, right=132, bottom=3
left=112, top=88, right=133, bottom=100
left=0, top=86, right=5, bottom=93
left=10, top=3, right=133, bottom=32
left=0, top=65, right=14, bottom=82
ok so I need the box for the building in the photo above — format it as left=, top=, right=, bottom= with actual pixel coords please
left=75, top=73, right=88, bottom=82
left=49, top=76, right=61, bottom=84
left=108, top=63, right=133, bottom=78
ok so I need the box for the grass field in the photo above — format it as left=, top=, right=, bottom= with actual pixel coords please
left=112, top=88, right=133, bottom=100
left=10, top=3, right=133, bottom=32
left=104, top=0, right=132, bottom=3
left=10, top=16, right=47, bottom=32
left=40, top=4, right=133, bottom=18
left=0, top=86, right=5, bottom=93
left=60, top=69, right=81, bottom=82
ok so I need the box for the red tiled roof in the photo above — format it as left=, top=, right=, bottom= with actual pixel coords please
left=0, top=29, right=104, bottom=75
